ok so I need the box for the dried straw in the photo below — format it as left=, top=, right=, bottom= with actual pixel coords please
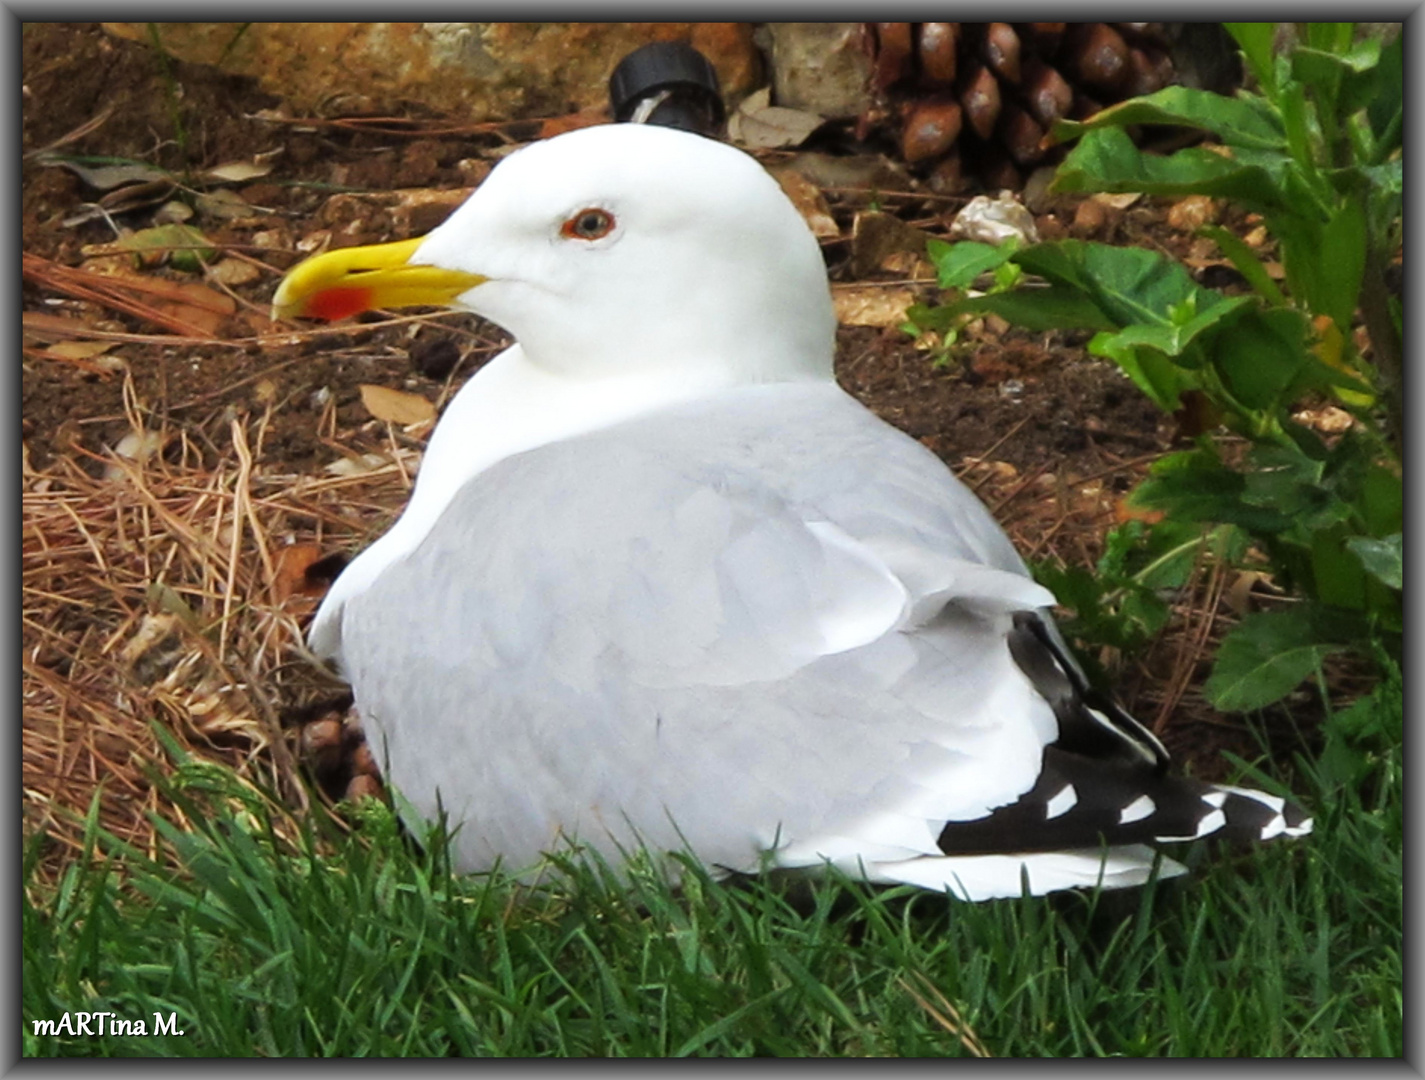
left=22, top=377, right=418, bottom=883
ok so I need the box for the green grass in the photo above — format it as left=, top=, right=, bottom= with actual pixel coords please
left=24, top=698, right=1400, bottom=1058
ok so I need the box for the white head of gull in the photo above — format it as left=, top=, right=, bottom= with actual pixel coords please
left=273, top=122, right=1310, bottom=900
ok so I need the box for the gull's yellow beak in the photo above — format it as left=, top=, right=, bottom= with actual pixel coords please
left=271, top=236, right=487, bottom=322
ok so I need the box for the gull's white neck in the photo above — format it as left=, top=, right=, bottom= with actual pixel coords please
left=408, top=342, right=788, bottom=533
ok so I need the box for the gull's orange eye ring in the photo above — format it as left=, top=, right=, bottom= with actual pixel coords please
left=560, top=208, right=616, bottom=240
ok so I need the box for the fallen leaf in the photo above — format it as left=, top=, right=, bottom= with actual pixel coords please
left=297, top=229, right=333, bottom=255
left=960, top=456, right=1019, bottom=481
left=770, top=168, right=839, bottom=239
left=119, top=612, right=182, bottom=667
left=1092, top=191, right=1141, bottom=210
left=98, top=178, right=177, bottom=212
left=832, top=285, right=915, bottom=328
left=62, top=180, right=177, bottom=226
left=57, top=159, right=172, bottom=190
left=106, top=428, right=168, bottom=479
left=359, top=384, right=436, bottom=426
left=325, top=451, right=400, bottom=478
left=728, top=88, right=825, bottom=149
left=538, top=104, right=611, bottom=138
left=22, top=311, right=97, bottom=341
left=1225, top=570, right=1264, bottom=615
left=44, top=340, right=116, bottom=360
left=272, top=543, right=328, bottom=604
left=206, top=160, right=274, bottom=183
left=84, top=224, right=216, bottom=270
left=209, top=258, right=262, bottom=286
left=153, top=303, right=226, bottom=336
left=850, top=211, right=936, bottom=278
left=195, top=188, right=261, bottom=220
left=1166, top=195, right=1218, bottom=231
left=1115, top=496, right=1164, bottom=525
left=1291, top=405, right=1355, bottom=433
left=153, top=200, right=194, bottom=224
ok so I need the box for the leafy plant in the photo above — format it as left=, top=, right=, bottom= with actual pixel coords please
left=1033, top=519, right=1244, bottom=686
left=910, top=23, right=1402, bottom=712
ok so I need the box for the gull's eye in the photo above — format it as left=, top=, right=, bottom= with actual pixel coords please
left=560, top=208, right=616, bottom=241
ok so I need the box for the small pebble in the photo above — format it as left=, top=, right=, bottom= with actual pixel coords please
left=350, top=741, right=379, bottom=778
left=300, top=717, right=344, bottom=775
left=345, top=774, right=384, bottom=802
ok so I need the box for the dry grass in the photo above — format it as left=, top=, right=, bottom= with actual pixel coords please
left=21, top=366, right=420, bottom=882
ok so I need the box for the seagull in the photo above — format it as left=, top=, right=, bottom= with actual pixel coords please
left=272, top=122, right=1310, bottom=901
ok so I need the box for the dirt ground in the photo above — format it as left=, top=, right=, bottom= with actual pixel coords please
left=21, top=23, right=1318, bottom=865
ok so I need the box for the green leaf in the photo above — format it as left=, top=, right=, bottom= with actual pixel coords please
left=1099, top=294, right=1257, bottom=361
left=1204, top=608, right=1350, bottom=711
left=1052, top=86, right=1285, bottom=150
left=1360, top=464, right=1403, bottom=536
left=1357, top=159, right=1402, bottom=195
left=925, top=239, right=1015, bottom=289
left=112, top=223, right=216, bottom=271
left=1345, top=533, right=1402, bottom=590
left=1014, top=240, right=1232, bottom=331
left=1131, top=448, right=1294, bottom=533
left=1277, top=80, right=1320, bottom=174
left=1196, top=224, right=1287, bottom=305
left=1304, top=22, right=1356, bottom=56
left=1311, top=522, right=1369, bottom=609
left=1090, top=333, right=1199, bottom=412
left=930, top=287, right=1118, bottom=333
left=1315, top=198, right=1367, bottom=331
left=1131, top=521, right=1243, bottom=591
left=1226, top=23, right=1279, bottom=96
left=1294, top=42, right=1384, bottom=113
left=1031, top=557, right=1167, bottom=658
left=1240, top=443, right=1354, bottom=533
left=1328, top=653, right=1402, bottom=744
left=1053, top=129, right=1292, bottom=211
left=1209, top=307, right=1312, bottom=411
left=1367, top=32, right=1403, bottom=148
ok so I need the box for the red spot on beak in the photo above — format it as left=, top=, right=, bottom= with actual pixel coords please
left=306, top=286, right=375, bottom=322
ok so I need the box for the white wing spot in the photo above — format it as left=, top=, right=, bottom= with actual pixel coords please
left=1202, top=790, right=1228, bottom=808
left=1259, top=815, right=1288, bottom=841
left=1045, top=785, right=1078, bottom=820
left=1193, top=808, right=1227, bottom=838
left=1119, top=794, right=1155, bottom=825
left=1221, top=784, right=1285, bottom=813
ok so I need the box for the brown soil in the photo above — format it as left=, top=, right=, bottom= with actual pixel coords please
left=22, top=23, right=1318, bottom=868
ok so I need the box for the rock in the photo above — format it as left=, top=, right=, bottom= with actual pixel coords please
left=764, top=23, right=872, bottom=119
left=103, top=22, right=760, bottom=122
